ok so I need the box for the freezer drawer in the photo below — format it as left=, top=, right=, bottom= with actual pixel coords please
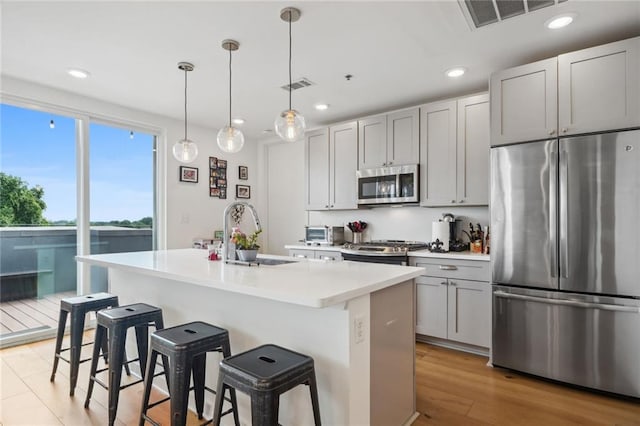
left=492, top=285, right=640, bottom=398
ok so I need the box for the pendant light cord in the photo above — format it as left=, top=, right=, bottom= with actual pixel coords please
left=229, top=48, right=232, bottom=127
left=288, top=10, right=292, bottom=111
left=183, top=68, right=188, bottom=140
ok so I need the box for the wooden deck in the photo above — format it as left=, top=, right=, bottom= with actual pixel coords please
left=0, top=291, right=75, bottom=338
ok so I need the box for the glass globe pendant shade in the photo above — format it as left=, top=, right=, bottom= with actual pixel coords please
left=216, top=125, right=245, bottom=153
left=172, top=138, right=198, bottom=163
left=274, top=109, right=306, bottom=142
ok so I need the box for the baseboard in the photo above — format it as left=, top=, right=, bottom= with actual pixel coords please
left=416, top=334, right=490, bottom=357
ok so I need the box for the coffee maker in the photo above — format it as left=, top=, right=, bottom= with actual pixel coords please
left=443, top=213, right=468, bottom=252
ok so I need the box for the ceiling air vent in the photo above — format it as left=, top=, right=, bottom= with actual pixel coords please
left=281, top=77, right=314, bottom=91
left=460, top=0, right=568, bottom=29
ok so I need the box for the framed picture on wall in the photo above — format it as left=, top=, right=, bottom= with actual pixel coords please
left=239, top=165, right=248, bottom=180
left=236, top=184, right=250, bottom=199
left=179, top=166, right=198, bottom=183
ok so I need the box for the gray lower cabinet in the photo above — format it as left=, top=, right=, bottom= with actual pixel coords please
left=288, top=248, right=342, bottom=261
left=410, top=257, right=491, bottom=349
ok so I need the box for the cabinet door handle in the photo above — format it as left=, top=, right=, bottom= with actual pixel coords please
left=325, top=205, right=329, bottom=208
left=330, top=205, right=334, bottom=208
left=549, top=129, right=556, bottom=136
left=293, top=254, right=308, bottom=258
left=561, top=128, right=568, bottom=133
left=450, top=282, right=457, bottom=286
left=458, top=200, right=464, bottom=203
left=440, top=281, right=448, bottom=286
left=388, top=161, right=393, bottom=165
left=451, top=200, right=456, bottom=203
left=319, top=256, right=335, bottom=261
left=439, top=265, right=457, bottom=271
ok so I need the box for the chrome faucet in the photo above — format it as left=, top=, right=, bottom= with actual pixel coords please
left=222, top=201, right=262, bottom=262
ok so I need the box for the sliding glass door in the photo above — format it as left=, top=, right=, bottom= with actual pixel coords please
left=0, top=103, right=158, bottom=344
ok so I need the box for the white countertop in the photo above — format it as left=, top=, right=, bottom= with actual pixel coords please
left=285, top=244, right=490, bottom=261
left=76, top=249, right=424, bottom=309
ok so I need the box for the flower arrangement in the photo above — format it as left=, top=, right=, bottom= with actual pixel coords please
left=231, top=228, right=262, bottom=250
left=347, top=221, right=367, bottom=233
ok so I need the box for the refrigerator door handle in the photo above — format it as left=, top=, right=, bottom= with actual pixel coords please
left=559, top=146, right=569, bottom=279
left=549, top=141, right=558, bottom=278
left=494, top=291, right=639, bottom=313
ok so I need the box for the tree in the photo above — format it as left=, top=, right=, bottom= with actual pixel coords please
left=0, top=172, right=48, bottom=226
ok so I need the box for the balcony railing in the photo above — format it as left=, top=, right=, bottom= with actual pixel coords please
left=0, top=226, right=152, bottom=345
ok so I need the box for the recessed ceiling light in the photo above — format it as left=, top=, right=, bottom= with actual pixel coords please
left=67, top=68, right=90, bottom=79
left=446, top=67, right=466, bottom=78
left=315, top=103, right=329, bottom=111
left=232, top=118, right=245, bottom=125
left=546, top=14, right=575, bottom=29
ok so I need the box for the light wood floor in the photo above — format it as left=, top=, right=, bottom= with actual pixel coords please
left=1, top=335, right=639, bottom=425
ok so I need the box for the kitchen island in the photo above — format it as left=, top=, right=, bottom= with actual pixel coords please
left=76, top=249, right=424, bottom=426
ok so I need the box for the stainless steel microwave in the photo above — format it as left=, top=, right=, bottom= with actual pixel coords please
left=357, top=164, right=419, bottom=205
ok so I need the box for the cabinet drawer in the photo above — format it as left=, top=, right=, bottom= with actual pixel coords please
left=289, top=249, right=313, bottom=259
left=315, top=250, right=342, bottom=261
left=412, top=258, right=490, bottom=281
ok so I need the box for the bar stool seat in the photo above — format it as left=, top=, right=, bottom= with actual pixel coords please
left=213, top=344, right=321, bottom=426
left=50, top=292, right=124, bottom=396
left=85, top=303, right=165, bottom=426
left=139, top=321, right=240, bottom=426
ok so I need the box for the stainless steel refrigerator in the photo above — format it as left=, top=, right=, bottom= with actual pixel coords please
left=491, top=129, right=640, bottom=398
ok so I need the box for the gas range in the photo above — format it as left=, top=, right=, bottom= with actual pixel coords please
left=341, top=240, right=430, bottom=257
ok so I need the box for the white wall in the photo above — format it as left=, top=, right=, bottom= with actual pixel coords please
left=1, top=76, right=260, bottom=249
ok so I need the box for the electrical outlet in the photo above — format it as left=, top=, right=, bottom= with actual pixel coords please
left=354, top=315, right=365, bottom=343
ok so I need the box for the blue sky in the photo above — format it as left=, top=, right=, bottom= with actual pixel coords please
left=1, top=103, right=154, bottom=222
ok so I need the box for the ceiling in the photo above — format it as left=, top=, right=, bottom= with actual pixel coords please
left=2, top=1, right=639, bottom=142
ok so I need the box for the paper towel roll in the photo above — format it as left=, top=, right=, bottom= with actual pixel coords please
left=431, top=221, right=450, bottom=252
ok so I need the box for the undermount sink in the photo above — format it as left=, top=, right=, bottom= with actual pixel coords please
left=255, top=258, right=298, bottom=266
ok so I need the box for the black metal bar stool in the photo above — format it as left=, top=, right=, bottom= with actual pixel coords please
left=139, top=321, right=240, bottom=426
left=212, top=344, right=321, bottom=426
left=84, top=303, right=165, bottom=426
left=50, top=292, right=126, bottom=396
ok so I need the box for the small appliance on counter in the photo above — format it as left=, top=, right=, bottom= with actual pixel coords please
left=428, top=213, right=469, bottom=253
left=304, top=225, right=344, bottom=246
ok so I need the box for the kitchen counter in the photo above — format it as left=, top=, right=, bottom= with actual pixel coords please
left=285, top=244, right=490, bottom=261
left=77, top=249, right=422, bottom=308
left=75, top=249, right=422, bottom=425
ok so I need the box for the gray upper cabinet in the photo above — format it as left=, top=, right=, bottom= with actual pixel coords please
left=558, top=37, right=640, bottom=136
left=329, top=121, right=358, bottom=210
left=305, top=122, right=358, bottom=211
left=358, top=108, right=419, bottom=169
left=305, top=128, right=330, bottom=210
left=457, top=94, right=490, bottom=205
left=358, top=115, right=387, bottom=169
left=420, top=100, right=457, bottom=206
left=490, top=57, right=558, bottom=146
left=387, top=108, right=420, bottom=166
left=420, top=94, right=489, bottom=206
left=491, top=36, right=640, bottom=146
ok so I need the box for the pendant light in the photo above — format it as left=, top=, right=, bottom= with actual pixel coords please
left=217, top=39, right=245, bottom=153
left=172, top=62, right=198, bottom=163
left=274, top=7, right=306, bottom=143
